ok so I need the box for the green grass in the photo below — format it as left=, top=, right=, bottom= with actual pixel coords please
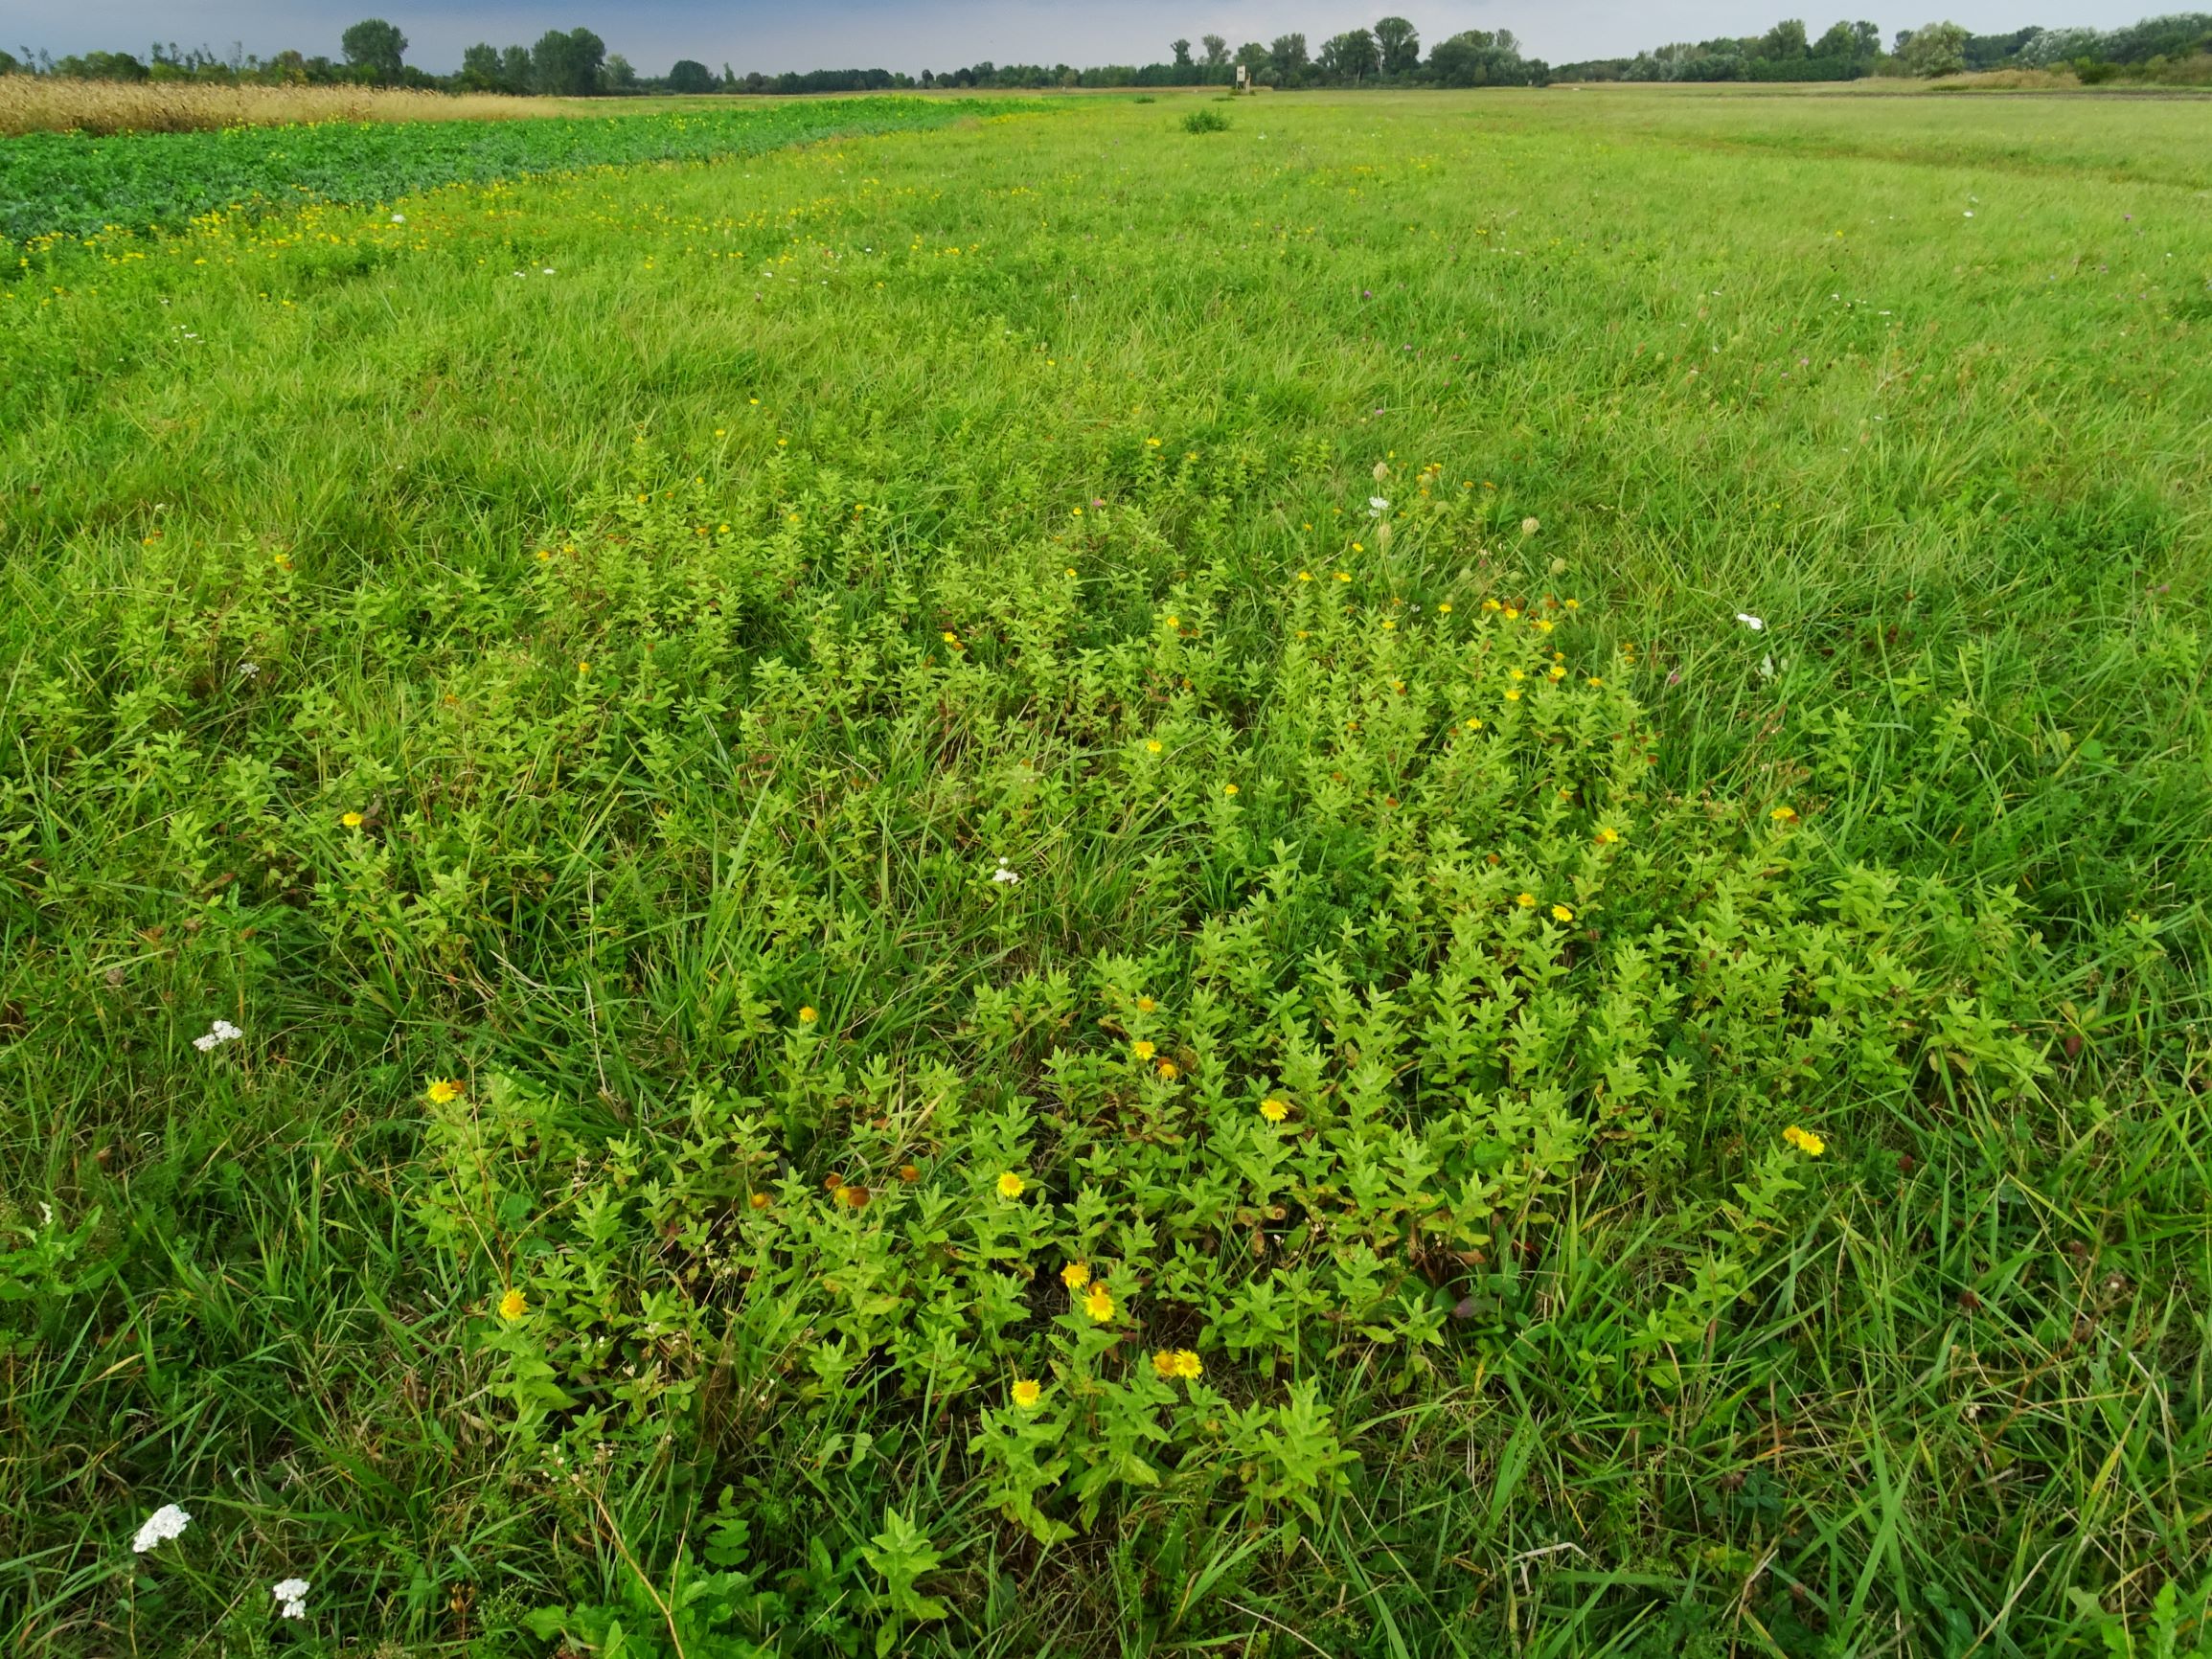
left=2, top=87, right=2209, bottom=1657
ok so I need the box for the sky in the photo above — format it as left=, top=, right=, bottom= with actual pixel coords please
left=0, top=0, right=2158, bottom=74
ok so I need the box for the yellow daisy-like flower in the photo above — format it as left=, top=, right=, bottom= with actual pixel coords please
left=497, top=1288, right=528, bottom=1323
left=1334, top=571, right=1352, bottom=582
left=1156, top=1059, right=1179, bottom=1079
left=1516, top=892, right=1536, bottom=908
left=1547, top=665, right=1566, bottom=681
left=1465, top=717, right=1484, bottom=731
left=1482, top=598, right=1503, bottom=612
left=1504, top=689, right=1522, bottom=702
left=1784, top=1125, right=1827, bottom=1157
left=1771, top=806, right=1799, bottom=824
left=1222, top=784, right=1239, bottom=798
left=341, top=811, right=364, bottom=829
left=1594, top=827, right=1622, bottom=846
left=996, top=1170, right=1026, bottom=1200
left=578, top=662, right=591, bottom=675
left=1135, top=996, right=1156, bottom=1013
left=1551, top=903, right=1576, bottom=923
left=1173, top=1350, right=1203, bottom=1379
left=1563, top=599, right=1580, bottom=610
left=941, top=630, right=960, bottom=645
left=1586, top=676, right=1604, bottom=688
left=1508, top=669, right=1526, bottom=681
left=1535, top=618, right=1556, bottom=635
left=1152, top=1349, right=1184, bottom=1380
left=1146, top=739, right=1163, bottom=754
left=1061, top=1261, right=1090, bottom=1290
left=1083, top=1284, right=1115, bottom=1323
left=1131, top=1040, right=1155, bottom=1061
left=1438, top=602, right=1453, bottom=614
left=424, top=1078, right=464, bottom=1105
left=798, top=1006, right=818, bottom=1024
left=1012, top=1378, right=1042, bottom=1410
left=1260, top=1099, right=1289, bottom=1124
left=1502, top=606, right=1521, bottom=621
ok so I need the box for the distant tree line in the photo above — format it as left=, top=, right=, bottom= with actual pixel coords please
left=1555, top=11, right=2210, bottom=81
left=1, top=15, right=1545, bottom=93
left=8, top=11, right=2202, bottom=94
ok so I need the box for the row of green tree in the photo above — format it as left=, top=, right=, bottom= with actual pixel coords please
left=1555, top=11, right=2210, bottom=80
left=1, top=16, right=1545, bottom=94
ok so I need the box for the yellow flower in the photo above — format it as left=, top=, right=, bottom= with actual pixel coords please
left=996, top=1170, right=1026, bottom=1200
left=1156, top=1059, right=1179, bottom=1079
left=1174, top=1350, right=1203, bottom=1379
left=424, top=1078, right=464, bottom=1105
left=1784, top=1125, right=1827, bottom=1157
left=1223, top=784, right=1239, bottom=796
left=1563, top=598, right=1580, bottom=610
left=1586, top=676, right=1604, bottom=688
left=1482, top=598, right=1502, bottom=613
left=1260, top=1098, right=1289, bottom=1124
left=1504, top=689, right=1522, bottom=702
left=1502, top=606, right=1521, bottom=621
left=1771, top=806, right=1799, bottom=824
left=1438, top=602, right=1453, bottom=614
left=1083, top=1284, right=1115, bottom=1323
left=1135, top=996, right=1156, bottom=1013
left=1012, top=1378, right=1043, bottom=1410
left=341, top=811, right=364, bottom=828
left=1508, top=669, right=1526, bottom=681
left=1061, top=1261, right=1090, bottom=1290
left=1152, top=1349, right=1184, bottom=1380
left=1297, top=570, right=1313, bottom=582
left=1594, top=827, right=1622, bottom=846
left=1551, top=903, right=1576, bottom=922
left=1146, top=739, right=1163, bottom=754
left=1464, top=717, right=1484, bottom=731
left=1547, top=665, right=1566, bottom=680
left=749, top=1192, right=772, bottom=1210
left=1351, top=542, right=1364, bottom=554
left=941, top=630, right=959, bottom=645
left=577, top=662, right=590, bottom=674
left=1535, top=618, right=1556, bottom=635
left=798, top=1006, right=818, bottom=1024
left=1516, top=892, right=1536, bottom=908
left=497, top=1288, right=528, bottom=1323
left=1334, top=571, right=1352, bottom=582
left=1131, top=1040, right=1155, bottom=1061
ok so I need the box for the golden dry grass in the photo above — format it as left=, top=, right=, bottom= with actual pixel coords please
left=0, top=78, right=558, bottom=137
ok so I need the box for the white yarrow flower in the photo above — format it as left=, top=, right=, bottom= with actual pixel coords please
left=193, top=1019, right=243, bottom=1053
left=132, top=1504, right=192, bottom=1554
left=391, top=213, right=405, bottom=224
left=990, top=859, right=1020, bottom=885
left=272, top=1578, right=309, bottom=1619
left=1367, top=496, right=1389, bottom=518
left=1735, top=612, right=1765, bottom=631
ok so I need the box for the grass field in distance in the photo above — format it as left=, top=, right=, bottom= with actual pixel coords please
left=2, top=87, right=2209, bottom=1657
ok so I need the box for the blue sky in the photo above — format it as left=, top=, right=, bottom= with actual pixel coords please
left=1, top=0, right=2152, bottom=73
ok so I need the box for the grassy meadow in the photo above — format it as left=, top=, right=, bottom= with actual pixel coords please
left=2, top=86, right=2210, bottom=1656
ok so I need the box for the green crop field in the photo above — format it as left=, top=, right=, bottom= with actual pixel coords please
left=2, top=86, right=2209, bottom=1657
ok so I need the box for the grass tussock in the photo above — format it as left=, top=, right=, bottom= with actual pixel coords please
left=0, top=77, right=552, bottom=136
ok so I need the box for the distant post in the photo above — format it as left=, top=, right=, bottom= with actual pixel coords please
left=1235, top=63, right=1249, bottom=94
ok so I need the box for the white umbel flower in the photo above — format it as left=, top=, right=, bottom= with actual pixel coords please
left=990, top=859, right=1020, bottom=885
left=1735, top=612, right=1765, bottom=630
left=1367, top=496, right=1389, bottom=518
left=132, top=1504, right=192, bottom=1554
left=272, top=1578, right=309, bottom=1619
left=193, top=1019, right=243, bottom=1053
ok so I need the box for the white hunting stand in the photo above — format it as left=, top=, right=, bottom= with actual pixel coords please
left=1235, top=63, right=1249, bottom=93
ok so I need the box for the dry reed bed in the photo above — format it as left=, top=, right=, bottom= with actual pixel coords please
left=0, top=79, right=555, bottom=136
